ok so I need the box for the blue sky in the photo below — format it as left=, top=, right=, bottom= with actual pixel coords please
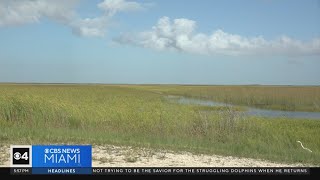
left=0, top=0, right=319, bottom=85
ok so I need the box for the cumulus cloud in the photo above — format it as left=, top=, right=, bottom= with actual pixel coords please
left=115, top=16, right=320, bottom=56
left=70, top=17, right=110, bottom=38
left=0, top=0, right=78, bottom=26
left=0, top=0, right=147, bottom=37
left=69, top=0, right=148, bottom=37
left=98, top=0, right=145, bottom=16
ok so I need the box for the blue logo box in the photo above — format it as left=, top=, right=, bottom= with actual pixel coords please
left=32, top=145, right=92, bottom=168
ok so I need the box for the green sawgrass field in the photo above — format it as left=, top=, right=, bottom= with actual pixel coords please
left=0, top=84, right=319, bottom=165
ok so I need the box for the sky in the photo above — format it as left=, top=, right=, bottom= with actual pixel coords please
left=0, top=0, right=319, bottom=85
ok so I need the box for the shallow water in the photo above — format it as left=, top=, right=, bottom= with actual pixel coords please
left=166, top=95, right=320, bottom=120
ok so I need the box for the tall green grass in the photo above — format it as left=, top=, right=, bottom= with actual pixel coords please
left=127, top=85, right=320, bottom=112
left=0, top=84, right=319, bottom=165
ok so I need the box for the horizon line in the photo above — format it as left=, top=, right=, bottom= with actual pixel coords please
left=0, top=82, right=319, bottom=87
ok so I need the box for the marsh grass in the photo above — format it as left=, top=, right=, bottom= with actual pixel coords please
left=190, top=105, right=247, bottom=112
left=129, top=85, right=320, bottom=112
left=0, top=84, right=319, bottom=165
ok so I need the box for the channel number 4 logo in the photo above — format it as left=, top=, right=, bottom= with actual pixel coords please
left=10, top=145, right=32, bottom=167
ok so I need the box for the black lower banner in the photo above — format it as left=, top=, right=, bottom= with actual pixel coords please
left=92, top=167, right=313, bottom=175
left=1, top=167, right=319, bottom=175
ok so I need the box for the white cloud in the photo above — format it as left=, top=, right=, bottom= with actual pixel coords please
left=0, top=0, right=78, bottom=26
left=0, top=0, right=147, bottom=37
left=69, top=0, right=147, bottom=37
left=115, top=16, right=320, bottom=56
left=70, top=17, right=110, bottom=38
left=98, top=0, right=145, bottom=16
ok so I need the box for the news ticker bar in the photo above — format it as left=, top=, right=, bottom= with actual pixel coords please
left=1, top=167, right=319, bottom=175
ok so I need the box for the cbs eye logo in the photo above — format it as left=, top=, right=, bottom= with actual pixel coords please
left=10, top=145, right=32, bottom=167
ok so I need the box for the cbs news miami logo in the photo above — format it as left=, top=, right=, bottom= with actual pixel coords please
left=10, top=145, right=92, bottom=169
